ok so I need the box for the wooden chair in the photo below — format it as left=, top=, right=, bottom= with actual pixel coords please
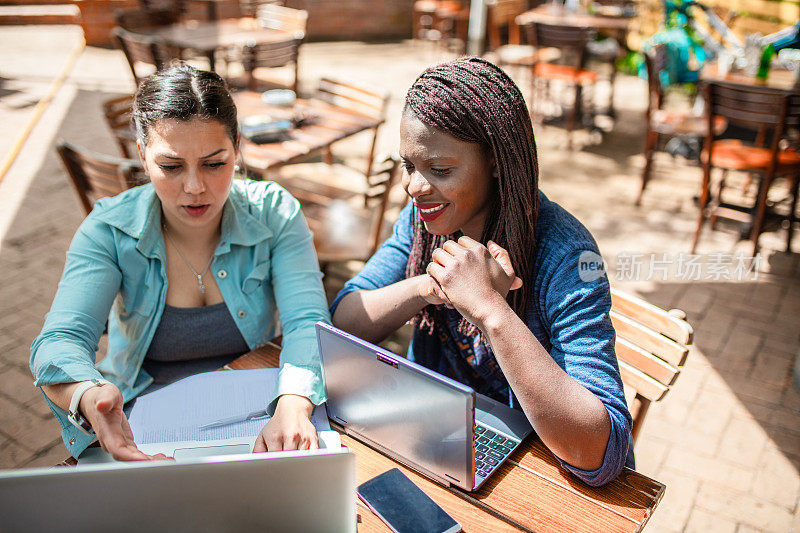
left=56, top=141, right=144, bottom=216
left=638, top=45, right=726, bottom=206
left=287, top=155, right=400, bottom=269
left=525, top=22, right=598, bottom=147
left=270, top=76, right=390, bottom=207
left=692, top=81, right=800, bottom=255
left=113, top=26, right=177, bottom=85
left=487, top=1, right=560, bottom=86
left=102, top=94, right=137, bottom=159
left=610, top=288, right=693, bottom=444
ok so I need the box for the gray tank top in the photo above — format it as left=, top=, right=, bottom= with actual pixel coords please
left=142, top=302, right=250, bottom=388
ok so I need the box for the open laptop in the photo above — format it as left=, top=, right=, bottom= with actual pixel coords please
left=0, top=448, right=356, bottom=533
left=317, top=322, right=534, bottom=492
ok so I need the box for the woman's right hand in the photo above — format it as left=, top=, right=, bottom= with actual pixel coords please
left=79, top=383, right=168, bottom=461
left=416, top=273, right=451, bottom=307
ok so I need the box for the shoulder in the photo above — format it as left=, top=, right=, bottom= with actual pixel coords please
left=228, top=178, right=300, bottom=221
left=79, top=184, right=156, bottom=243
left=534, top=191, right=603, bottom=268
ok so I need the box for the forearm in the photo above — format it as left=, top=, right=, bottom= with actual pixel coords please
left=41, top=382, right=84, bottom=412
left=332, top=276, right=429, bottom=344
left=479, top=302, right=611, bottom=471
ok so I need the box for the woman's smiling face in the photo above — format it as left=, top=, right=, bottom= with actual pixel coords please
left=139, top=117, right=238, bottom=233
left=399, top=111, right=494, bottom=239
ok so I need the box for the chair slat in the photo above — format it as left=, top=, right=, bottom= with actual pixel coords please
left=610, top=310, right=689, bottom=367
left=618, top=360, right=669, bottom=403
left=610, top=288, right=693, bottom=344
left=616, top=337, right=680, bottom=386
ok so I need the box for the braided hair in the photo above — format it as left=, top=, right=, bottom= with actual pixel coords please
left=404, top=56, right=539, bottom=336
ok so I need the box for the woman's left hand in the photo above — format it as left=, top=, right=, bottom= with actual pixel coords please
left=253, top=394, right=318, bottom=452
left=426, top=236, right=523, bottom=328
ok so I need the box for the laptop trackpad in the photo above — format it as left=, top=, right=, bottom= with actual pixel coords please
left=173, top=444, right=250, bottom=459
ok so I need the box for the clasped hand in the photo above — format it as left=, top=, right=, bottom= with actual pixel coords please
left=420, top=236, right=523, bottom=328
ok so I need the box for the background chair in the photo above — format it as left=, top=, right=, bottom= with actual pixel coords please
left=638, top=45, right=726, bottom=206
left=692, top=81, right=800, bottom=255
left=238, top=0, right=284, bottom=18
left=610, top=288, right=693, bottom=444
left=115, top=6, right=181, bottom=31
left=56, top=141, right=144, bottom=216
left=525, top=22, right=597, bottom=148
left=102, top=94, right=137, bottom=159
left=113, top=26, right=178, bottom=84
left=270, top=76, right=390, bottom=207
left=286, top=155, right=399, bottom=270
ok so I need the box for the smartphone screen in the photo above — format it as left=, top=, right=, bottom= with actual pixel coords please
left=357, top=468, right=461, bottom=533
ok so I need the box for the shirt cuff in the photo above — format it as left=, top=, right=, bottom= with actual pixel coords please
left=266, top=363, right=325, bottom=414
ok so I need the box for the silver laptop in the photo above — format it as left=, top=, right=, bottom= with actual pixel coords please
left=0, top=448, right=356, bottom=533
left=317, top=322, right=533, bottom=492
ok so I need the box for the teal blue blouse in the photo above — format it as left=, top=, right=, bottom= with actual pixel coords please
left=30, top=179, right=330, bottom=458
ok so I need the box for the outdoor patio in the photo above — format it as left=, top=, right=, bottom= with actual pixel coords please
left=0, top=23, right=798, bottom=532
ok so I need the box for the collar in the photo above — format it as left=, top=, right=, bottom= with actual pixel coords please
left=92, top=180, right=273, bottom=259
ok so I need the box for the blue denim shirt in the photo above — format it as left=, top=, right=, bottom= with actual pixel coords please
left=332, top=192, right=633, bottom=486
left=31, top=179, right=330, bottom=458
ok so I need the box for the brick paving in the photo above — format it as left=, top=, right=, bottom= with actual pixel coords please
left=0, top=24, right=799, bottom=531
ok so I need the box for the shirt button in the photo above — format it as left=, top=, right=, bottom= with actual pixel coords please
left=237, top=310, right=246, bottom=318
left=69, top=437, right=75, bottom=445
left=218, top=270, right=227, bottom=279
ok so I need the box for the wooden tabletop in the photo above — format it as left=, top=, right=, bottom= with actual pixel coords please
left=701, top=63, right=800, bottom=93
left=232, top=91, right=383, bottom=174
left=516, top=5, right=633, bottom=31
left=229, top=344, right=666, bottom=533
left=146, top=18, right=296, bottom=52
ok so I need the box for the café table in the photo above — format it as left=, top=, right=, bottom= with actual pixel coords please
left=227, top=343, right=666, bottom=533
left=232, top=91, right=384, bottom=176
left=701, top=62, right=799, bottom=92
left=515, top=5, right=633, bottom=32
left=144, top=17, right=296, bottom=71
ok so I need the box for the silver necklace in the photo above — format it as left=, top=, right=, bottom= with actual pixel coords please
left=163, top=226, right=215, bottom=294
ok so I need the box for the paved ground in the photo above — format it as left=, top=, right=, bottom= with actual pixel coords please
left=0, top=24, right=798, bottom=532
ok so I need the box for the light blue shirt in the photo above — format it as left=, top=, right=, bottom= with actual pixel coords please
left=30, top=179, right=330, bottom=458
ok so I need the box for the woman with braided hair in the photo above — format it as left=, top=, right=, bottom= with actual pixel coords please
left=331, top=57, right=632, bottom=486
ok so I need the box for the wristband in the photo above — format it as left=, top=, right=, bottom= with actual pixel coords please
left=67, top=379, right=111, bottom=435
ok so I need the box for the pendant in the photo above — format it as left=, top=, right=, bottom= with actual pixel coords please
left=197, top=274, right=206, bottom=294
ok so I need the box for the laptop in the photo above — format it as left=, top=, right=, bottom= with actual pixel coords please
left=0, top=448, right=356, bottom=533
left=316, top=322, right=534, bottom=492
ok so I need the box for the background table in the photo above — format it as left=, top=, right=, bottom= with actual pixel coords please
left=229, top=344, right=665, bottom=533
left=516, top=5, right=633, bottom=31
left=233, top=91, right=383, bottom=175
left=701, top=63, right=799, bottom=93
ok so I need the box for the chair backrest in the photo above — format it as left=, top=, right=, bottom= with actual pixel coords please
left=290, top=155, right=400, bottom=264
left=113, top=26, right=175, bottom=84
left=102, top=94, right=137, bottom=159
left=643, top=45, right=666, bottom=118
left=256, top=4, right=307, bottom=37
left=56, top=141, right=144, bottom=216
left=525, top=22, right=596, bottom=68
left=609, top=288, right=693, bottom=443
left=486, top=0, right=526, bottom=50
left=704, top=81, right=800, bottom=170
left=317, top=77, right=389, bottom=181
left=242, top=38, right=301, bottom=92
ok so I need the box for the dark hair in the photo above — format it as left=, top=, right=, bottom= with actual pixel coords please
left=133, top=63, right=238, bottom=148
left=403, top=56, right=539, bottom=336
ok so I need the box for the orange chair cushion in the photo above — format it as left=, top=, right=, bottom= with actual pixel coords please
left=703, top=139, right=800, bottom=171
left=534, top=62, right=597, bottom=84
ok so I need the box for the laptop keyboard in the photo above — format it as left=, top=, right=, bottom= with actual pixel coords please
left=474, top=423, right=519, bottom=481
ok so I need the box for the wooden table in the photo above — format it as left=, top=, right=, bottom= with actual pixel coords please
left=516, top=5, right=633, bottom=31
left=145, top=18, right=295, bottom=71
left=233, top=91, right=383, bottom=175
left=229, top=344, right=665, bottom=533
left=701, top=63, right=799, bottom=93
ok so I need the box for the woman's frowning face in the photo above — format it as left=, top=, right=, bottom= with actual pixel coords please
left=399, top=111, right=494, bottom=240
left=139, top=118, right=238, bottom=233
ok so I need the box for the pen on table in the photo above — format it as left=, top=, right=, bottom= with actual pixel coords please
left=199, top=408, right=270, bottom=430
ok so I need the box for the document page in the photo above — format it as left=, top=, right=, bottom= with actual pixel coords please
left=128, top=369, right=330, bottom=444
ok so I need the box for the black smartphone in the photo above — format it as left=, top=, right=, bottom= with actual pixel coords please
left=357, top=468, right=462, bottom=533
